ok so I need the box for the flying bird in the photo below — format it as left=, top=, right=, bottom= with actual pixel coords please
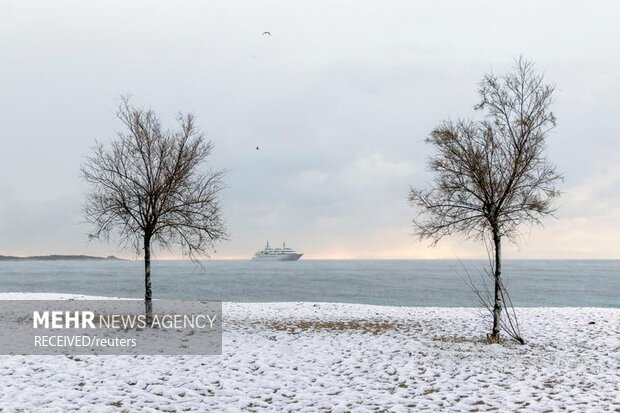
left=256, top=146, right=260, bottom=150
left=262, top=31, right=271, bottom=36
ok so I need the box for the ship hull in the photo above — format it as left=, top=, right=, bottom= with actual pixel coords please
left=252, top=253, right=303, bottom=261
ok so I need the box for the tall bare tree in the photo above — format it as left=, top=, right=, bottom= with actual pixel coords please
left=81, top=98, right=227, bottom=316
left=409, top=58, right=562, bottom=342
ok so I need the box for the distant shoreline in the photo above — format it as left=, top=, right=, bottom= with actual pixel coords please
left=0, top=255, right=124, bottom=262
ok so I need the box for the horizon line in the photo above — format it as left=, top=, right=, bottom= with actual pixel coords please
left=2, top=253, right=618, bottom=261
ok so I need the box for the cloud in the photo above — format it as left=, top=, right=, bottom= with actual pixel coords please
left=563, top=168, right=620, bottom=216
left=0, top=190, right=90, bottom=255
left=0, top=0, right=619, bottom=258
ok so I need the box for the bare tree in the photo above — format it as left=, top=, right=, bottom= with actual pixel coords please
left=409, top=58, right=562, bottom=342
left=81, top=98, right=227, bottom=316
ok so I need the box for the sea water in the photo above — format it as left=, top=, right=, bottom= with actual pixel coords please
left=0, top=260, right=617, bottom=307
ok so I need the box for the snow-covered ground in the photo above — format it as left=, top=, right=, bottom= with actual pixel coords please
left=0, top=294, right=617, bottom=412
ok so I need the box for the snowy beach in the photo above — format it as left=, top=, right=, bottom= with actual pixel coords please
left=0, top=294, right=618, bottom=412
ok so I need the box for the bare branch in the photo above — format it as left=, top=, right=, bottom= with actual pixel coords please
left=410, top=58, right=562, bottom=342
left=81, top=97, right=228, bottom=259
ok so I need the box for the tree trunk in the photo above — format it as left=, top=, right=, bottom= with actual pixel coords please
left=144, top=233, right=153, bottom=318
left=491, top=226, right=502, bottom=341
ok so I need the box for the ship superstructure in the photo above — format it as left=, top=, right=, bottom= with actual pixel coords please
left=252, top=241, right=303, bottom=261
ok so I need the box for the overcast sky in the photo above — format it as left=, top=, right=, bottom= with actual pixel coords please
left=0, top=0, right=618, bottom=259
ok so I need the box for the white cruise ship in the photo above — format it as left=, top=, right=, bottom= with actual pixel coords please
left=252, top=241, right=303, bottom=261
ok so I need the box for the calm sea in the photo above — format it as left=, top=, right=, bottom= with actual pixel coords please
left=0, top=260, right=617, bottom=307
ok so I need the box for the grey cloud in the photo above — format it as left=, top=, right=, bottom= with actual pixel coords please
left=0, top=0, right=618, bottom=258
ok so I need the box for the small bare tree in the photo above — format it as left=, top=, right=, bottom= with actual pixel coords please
left=81, top=98, right=227, bottom=316
left=409, top=58, right=562, bottom=342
